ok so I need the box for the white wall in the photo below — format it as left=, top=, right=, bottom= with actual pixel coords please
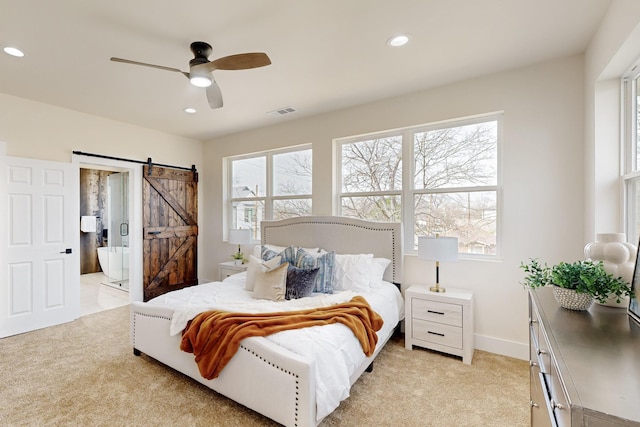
left=585, top=0, right=640, bottom=240
left=203, top=55, right=587, bottom=359
left=0, top=93, right=205, bottom=296
left=0, top=93, right=202, bottom=164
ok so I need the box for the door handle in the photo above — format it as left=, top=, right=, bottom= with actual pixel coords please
left=59, top=248, right=72, bottom=254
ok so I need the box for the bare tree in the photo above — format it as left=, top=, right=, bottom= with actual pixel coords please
left=414, top=123, right=496, bottom=189
left=341, top=121, right=497, bottom=254
left=341, top=136, right=402, bottom=221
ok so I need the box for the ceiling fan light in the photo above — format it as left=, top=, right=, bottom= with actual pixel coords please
left=190, top=75, right=212, bottom=88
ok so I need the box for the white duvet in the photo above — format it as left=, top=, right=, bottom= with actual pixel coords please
left=147, top=272, right=404, bottom=421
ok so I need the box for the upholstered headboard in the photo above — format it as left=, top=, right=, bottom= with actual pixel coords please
left=261, top=216, right=403, bottom=285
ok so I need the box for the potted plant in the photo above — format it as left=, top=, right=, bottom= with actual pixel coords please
left=231, top=251, right=245, bottom=265
left=520, top=258, right=632, bottom=310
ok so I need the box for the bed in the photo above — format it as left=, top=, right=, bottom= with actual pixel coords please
left=130, top=216, right=404, bottom=426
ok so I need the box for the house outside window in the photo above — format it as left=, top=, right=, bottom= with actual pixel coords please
left=227, top=145, right=312, bottom=240
left=336, top=114, right=501, bottom=256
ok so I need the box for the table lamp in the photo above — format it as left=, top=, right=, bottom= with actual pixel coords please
left=228, top=228, right=251, bottom=260
left=418, top=235, right=458, bottom=293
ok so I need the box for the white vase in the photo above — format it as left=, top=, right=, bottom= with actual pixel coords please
left=584, top=233, right=636, bottom=308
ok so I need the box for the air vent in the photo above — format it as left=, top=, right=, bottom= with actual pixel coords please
left=267, top=106, right=297, bottom=117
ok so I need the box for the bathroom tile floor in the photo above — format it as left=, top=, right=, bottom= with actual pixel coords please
left=80, top=272, right=129, bottom=317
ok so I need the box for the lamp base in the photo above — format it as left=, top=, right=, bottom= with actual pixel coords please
left=429, top=284, right=446, bottom=293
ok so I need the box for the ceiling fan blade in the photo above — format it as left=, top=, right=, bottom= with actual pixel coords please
left=110, top=57, right=189, bottom=78
left=206, top=52, right=271, bottom=71
left=206, top=81, right=223, bottom=109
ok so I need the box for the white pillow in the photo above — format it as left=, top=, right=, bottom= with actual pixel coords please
left=334, top=253, right=374, bottom=291
left=252, top=262, right=288, bottom=301
left=245, top=255, right=281, bottom=291
left=369, top=258, right=392, bottom=286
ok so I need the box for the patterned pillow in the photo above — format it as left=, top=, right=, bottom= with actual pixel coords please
left=295, top=248, right=335, bottom=294
left=285, top=266, right=320, bottom=300
left=261, top=245, right=297, bottom=265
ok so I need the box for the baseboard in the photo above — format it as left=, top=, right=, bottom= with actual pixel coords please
left=474, top=334, right=528, bottom=360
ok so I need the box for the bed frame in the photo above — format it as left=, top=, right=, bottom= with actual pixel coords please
left=130, top=216, right=403, bottom=427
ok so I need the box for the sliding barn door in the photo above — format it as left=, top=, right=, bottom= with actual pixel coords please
left=142, top=165, right=198, bottom=301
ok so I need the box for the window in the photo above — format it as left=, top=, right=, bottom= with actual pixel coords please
left=227, top=145, right=312, bottom=240
left=337, top=115, right=500, bottom=256
left=623, top=71, right=640, bottom=242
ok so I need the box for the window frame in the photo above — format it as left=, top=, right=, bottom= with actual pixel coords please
left=623, top=66, right=640, bottom=243
left=335, top=113, right=502, bottom=258
left=225, top=144, right=312, bottom=242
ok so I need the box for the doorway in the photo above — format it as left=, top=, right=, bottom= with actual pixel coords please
left=74, top=154, right=144, bottom=315
left=79, top=168, right=130, bottom=315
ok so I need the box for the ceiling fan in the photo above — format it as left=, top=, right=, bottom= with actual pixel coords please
left=110, top=41, right=271, bottom=109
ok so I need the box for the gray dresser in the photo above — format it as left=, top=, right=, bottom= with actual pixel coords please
left=529, top=287, right=640, bottom=426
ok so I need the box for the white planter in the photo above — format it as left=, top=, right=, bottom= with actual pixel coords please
left=552, top=286, right=593, bottom=311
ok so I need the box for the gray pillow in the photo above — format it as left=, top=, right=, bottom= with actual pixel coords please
left=285, top=266, right=320, bottom=300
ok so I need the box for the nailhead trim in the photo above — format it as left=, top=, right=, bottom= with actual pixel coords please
left=262, top=217, right=401, bottom=284
left=132, top=311, right=172, bottom=351
left=239, top=344, right=300, bottom=425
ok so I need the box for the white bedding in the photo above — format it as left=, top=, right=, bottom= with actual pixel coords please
left=147, top=272, right=404, bottom=421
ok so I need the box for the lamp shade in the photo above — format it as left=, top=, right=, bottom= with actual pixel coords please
left=418, top=236, right=459, bottom=262
left=228, top=229, right=251, bottom=245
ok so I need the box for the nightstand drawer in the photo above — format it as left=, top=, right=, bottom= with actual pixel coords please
left=220, top=267, right=239, bottom=280
left=412, top=319, right=463, bottom=349
left=219, top=261, right=248, bottom=281
left=412, top=299, right=462, bottom=327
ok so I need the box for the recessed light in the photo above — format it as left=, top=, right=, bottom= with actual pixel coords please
left=184, top=108, right=197, bottom=114
left=387, top=35, right=409, bottom=47
left=3, top=46, right=25, bottom=57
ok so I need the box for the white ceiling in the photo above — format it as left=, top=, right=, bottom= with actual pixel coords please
left=1, top=0, right=612, bottom=141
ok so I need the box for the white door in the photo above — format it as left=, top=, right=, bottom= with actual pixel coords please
left=0, top=156, right=79, bottom=337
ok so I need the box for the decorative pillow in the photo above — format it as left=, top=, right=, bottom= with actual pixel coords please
left=261, top=245, right=297, bottom=265
left=244, top=255, right=282, bottom=291
left=285, top=266, right=320, bottom=300
left=295, top=248, right=335, bottom=294
left=333, top=253, right=374, bottom=291
left=252, top=262, right=288, bottom=301
left=254, top=244, right=286, bottom=259
left=258, top=245, right=320, bottom=260
left=369, top=258, right=392, bottom=286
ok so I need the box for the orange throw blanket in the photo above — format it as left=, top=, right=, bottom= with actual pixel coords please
left=180, top=296, right=383, bottom=380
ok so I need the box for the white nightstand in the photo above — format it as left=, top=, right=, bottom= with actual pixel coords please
left=219, top=261, right=248, bottom=281
left=404, top=284, right=474, bottom=364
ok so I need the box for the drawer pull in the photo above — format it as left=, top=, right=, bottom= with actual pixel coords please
left=537, top=348, right=547, bottom=355
left=427, top=310, right=445, bottom=315
left=428, top=331, right=445, bottom=337
left=529, top=361, right=539, bottom=367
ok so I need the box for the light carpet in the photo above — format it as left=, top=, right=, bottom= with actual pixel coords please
left=0, top=305, right=529, bottom=426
